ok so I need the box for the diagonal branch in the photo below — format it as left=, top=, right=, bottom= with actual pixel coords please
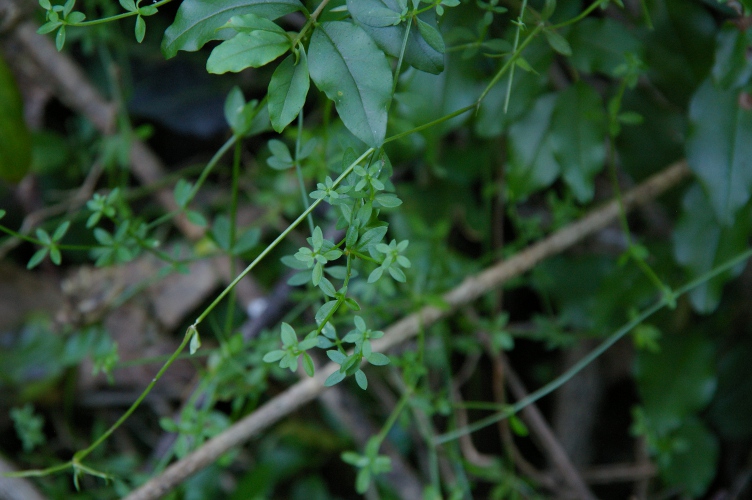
left=125, top=160, right=690, bottom=500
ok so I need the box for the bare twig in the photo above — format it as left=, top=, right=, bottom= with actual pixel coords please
left=124, top=160, right=690, bottom=500
left=499, top=354, right=597, bottom=500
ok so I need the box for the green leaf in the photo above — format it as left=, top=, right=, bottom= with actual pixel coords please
left=711, top=25, right=752, bottom=91
left=135, top=15, right=146, bottom=43
left=174, top=179, right=192, bottom=208
left=211, top=215, right=232, bottom=250
left=161, top=0, right=304, bottom=59
left=506, top=93, right=560, bottom=200
left=119, top=0, right=136, bottom=12
left=207, top=31, right=290, bottom=74
left=355, top=369, right=368, bottom=390
left=686, top=78, right=752, bottom=225
left=324, top=369, right=346, bottom=386
left=635, top=332, right=716, bottom=435
left=347, top=0, right=444, bottom=74
left=268, top=51, right=310, bottom=133
left=315, top=300, right=337, bottom=325
left=308, top=22, right=393, bottom=147
left=566, top=17, right=642, bottom=76
left=219, top=12, right=286, bottom=34
left=186, top=210, right=207, bottom=227
left=301, top=352, right=314, bottom=376
left=356, top=226, right=388, bottom=251
left=660, top=417, right=719, bottom=498
left=367, top=352, right=389, bottom=366
left=549, top=82, right=607, bottom=202
left=52, top=221, right=70, bottom=241
left=56, top=25, right=66, bottom=51
left=416, top=18, right=445, bottom=54
left=0, top=54, right=32, bottom=182
left=27, top=248, right=48, bottom=270
left=280, top=322, right=296, bottom=346
left=224, top=87, right=258, bottom=136
left=543, top=29, right=571, bottom=56
left=672, top=185, right=751, bottom=313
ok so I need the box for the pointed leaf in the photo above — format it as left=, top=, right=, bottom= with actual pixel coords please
left=207, top=31, right=290, bottom=74
left=686, top=78, right=752, bottom=225
left=308, top=21, right=392, bottom=147
left=347, top=0, right=444, bottom=74
left=269, top=51, right=310, bottom=132
left=161, top=0, right=304, bottom=58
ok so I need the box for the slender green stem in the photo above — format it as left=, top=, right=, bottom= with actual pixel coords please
left=146, top=135, right=237, bottom=230
left=504, top=0, right=528, bottom=113
left=66, top=0, right=174, bottom=26
left=292, top=0, right=330, bottom=46
left=223, top=140, right=243, bottom=337
left=549, top=0, right=608, bottom=29
left=294, top=111, right=315, bottom=235
left=72, top=327, right=194, bottom=461
left=193, top=148, right=375, bottom=326
left=477, top=22, right=543, bottom=105
left=434, top=246, right=752, bottom=444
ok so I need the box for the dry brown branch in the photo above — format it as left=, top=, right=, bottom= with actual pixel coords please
left=124, top=160, right=690, bottom=499
left=499, top=353, right=597, bottom=500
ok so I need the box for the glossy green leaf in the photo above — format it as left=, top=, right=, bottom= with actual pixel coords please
left=567, top=17, right=641, bottom=75
left=660, top=417, right=719, bottom=498
left=416, top=18, right=445, bottom=54
left=308, top=21, right=392, bottom=147
left=672, top=185, right=751, bottom=313
left=635, top=333, right=716, bottom=435
left=550, top=82, right=607, bottom=202
left=348, top=0, right=402, bottom=27
left=686, top=78, right=752, bottom=225
left=161, top=0, right=303, bottom=59
left=268, top=51, right=310, bottom=133
left=347, top=0, right=444, bottom=74
left=207, top=30, right=290, bottom=74
left=0, top=54, right=31, bottom=182
left=506, top=93, right=559, bottom=200
left=219, top=12, right=286, bottom=34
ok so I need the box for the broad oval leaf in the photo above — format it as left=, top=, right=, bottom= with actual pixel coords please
left=161, top=0, right=303, bottom=59
left=207, top=30, right=290, bottom=74
left=347, top=0, right=444, bottom=74
left=549, top=81, right=607, bottom=203
left=672, top=185, right=751, bottom=313
left=686, top=78, right=752, bottom=225
left=308, top=21, right=392, bottom=147
left=268, top=50, right=310, bottom=132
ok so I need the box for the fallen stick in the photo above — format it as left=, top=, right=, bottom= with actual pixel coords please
left=125, top=160, right=690, bottom=500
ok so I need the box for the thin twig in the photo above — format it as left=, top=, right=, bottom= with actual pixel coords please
left=499, top=353, right=597, bottom=500
left=124, top=160, right=690, bottom=500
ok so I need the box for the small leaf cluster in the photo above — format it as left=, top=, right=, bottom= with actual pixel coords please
left=341, top=437, right=392, bottom=494
left=27, top=221, right=70, bottom=269
left=117, top=0, right=159, bottom=43
left=262, top=323, right=318, bottom=377
left=266, top=138, right=316, bottom=171
left=10, top=404, right=46, bottom=452
left=324, top=316, right=390, bottom=390
left=37, top=0, right=86, bottom=50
